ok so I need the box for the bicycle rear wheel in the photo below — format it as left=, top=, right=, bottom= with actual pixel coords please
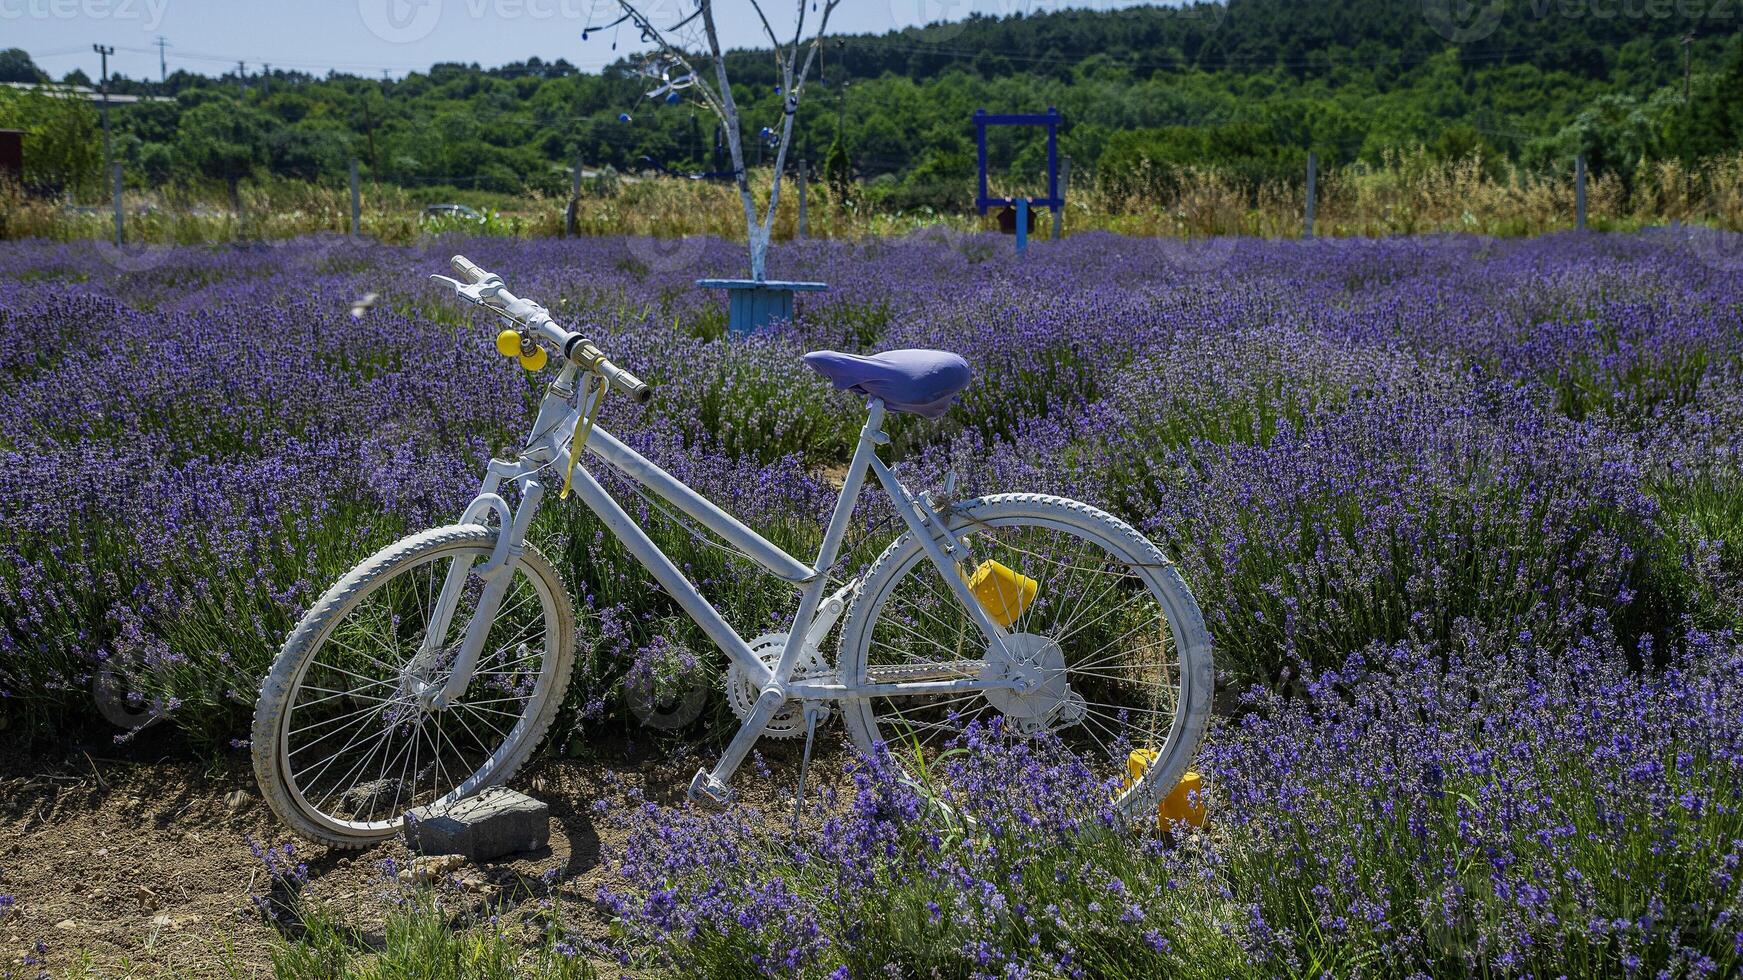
left=837, top=494, right=1212, bottom=822
left=251, top=525, right=574, bottom=848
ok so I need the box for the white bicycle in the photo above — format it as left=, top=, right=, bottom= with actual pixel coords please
left=251, top=256, right=1214, bottom=847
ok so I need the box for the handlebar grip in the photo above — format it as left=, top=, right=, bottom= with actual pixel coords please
left=567, top=338, right=653, bottom=403
left=450, top=254, right=490, bottom=284
left=609, top=367, right=653, bottom=404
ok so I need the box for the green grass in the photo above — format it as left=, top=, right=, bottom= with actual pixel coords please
left=269, top=897, right=600, bottom=980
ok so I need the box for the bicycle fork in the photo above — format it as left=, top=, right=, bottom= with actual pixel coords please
left=411, top=467, right=546, bottom=710
left=412, top=368, right=586, bottom=706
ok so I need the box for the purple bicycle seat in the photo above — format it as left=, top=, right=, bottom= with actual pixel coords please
left=802, top=349, right=972, bottom=418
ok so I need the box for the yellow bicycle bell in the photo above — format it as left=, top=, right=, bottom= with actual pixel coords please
left=495, top=328, right=548, bottom=371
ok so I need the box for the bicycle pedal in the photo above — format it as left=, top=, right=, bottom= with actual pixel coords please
left=688, top=769, right=735, bottom=809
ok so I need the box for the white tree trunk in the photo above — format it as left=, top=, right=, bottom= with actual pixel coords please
left=633, top=0, right=840, bottom=282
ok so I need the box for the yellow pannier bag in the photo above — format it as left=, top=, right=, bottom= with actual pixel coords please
left=1127, top=749, right=1207, bottom=830
left=963, top=559, right=1038, bottom=628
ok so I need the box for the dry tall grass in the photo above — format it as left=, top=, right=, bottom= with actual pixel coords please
left=4, top=150, right=1740, bottom=246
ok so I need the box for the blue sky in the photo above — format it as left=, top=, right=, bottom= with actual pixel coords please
left=11, top=0, right=1160, bottom=83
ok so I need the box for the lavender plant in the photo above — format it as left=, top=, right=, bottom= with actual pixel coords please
left=595, top=625, right=1742, bottom=977
left=0, top=229, right=1739, bottom=973
left=0, top=231, right=1738, bottom=743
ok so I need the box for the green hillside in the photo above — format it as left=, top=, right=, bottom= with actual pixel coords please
left=3, top=0, right=1740, bottom=208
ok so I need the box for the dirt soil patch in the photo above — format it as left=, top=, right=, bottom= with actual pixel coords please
left=0, top=726, right=852, bottom=978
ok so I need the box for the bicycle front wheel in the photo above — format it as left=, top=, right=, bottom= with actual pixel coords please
left=837, top=494, right=1213, bottom=822
left=251, top=525, right=574, bottom=848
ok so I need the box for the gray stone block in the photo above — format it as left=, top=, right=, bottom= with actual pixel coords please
left=404, top=788, right=550, bottom=862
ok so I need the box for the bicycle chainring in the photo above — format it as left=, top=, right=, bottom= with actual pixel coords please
left=724, top=633, right=829, bottom=739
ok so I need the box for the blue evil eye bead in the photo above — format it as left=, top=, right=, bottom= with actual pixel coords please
left=619, top=113, right=632, bottom=123
left=666, top=91, right=681, bottom=104
left=581, top=29, right=590, bottom=40
left=774, top=85, right=782, bottom=94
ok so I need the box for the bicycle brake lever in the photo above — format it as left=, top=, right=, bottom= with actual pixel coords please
left=430, top=273, right=473, bottom=301
left=431, top=274, right=517, bottom=316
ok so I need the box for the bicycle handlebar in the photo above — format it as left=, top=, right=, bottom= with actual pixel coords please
left=441, top=254, right=652, bottom=403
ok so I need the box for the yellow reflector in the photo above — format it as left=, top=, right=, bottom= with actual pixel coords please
left=1127, top=749, right=1207, bottom=830
left=495, top=329, right=524, bottom=358
left=518, top=346, right=548, bottom=371
left=964, top=560, right=1037, bottom=627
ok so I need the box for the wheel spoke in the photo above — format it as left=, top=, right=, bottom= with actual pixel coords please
left=269, top=537, right=566, bottom=837
left=852, top=504, right=1207, bottom=822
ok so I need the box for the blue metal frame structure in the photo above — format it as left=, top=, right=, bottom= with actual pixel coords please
left=974, top=107, right=1063, bottom=214
left=696, top=278, right=829, bottom=336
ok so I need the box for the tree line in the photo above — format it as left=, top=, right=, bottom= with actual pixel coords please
left=1, top=0, right=1740, bottom=212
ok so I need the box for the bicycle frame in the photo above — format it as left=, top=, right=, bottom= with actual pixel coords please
left=420, top=360, right=1022, bottom=796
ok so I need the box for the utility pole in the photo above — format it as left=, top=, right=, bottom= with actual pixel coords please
left=236, top=60, right=246, bottom=97
left=155, top=35, right=169, bottom=85
left=1682, top=33, right=1695, bottom=104
left=361, top=96, right=378, bottom=172
left=92, top=44, right=114, bottom=201
left=262, top=64, right=271, bottom=96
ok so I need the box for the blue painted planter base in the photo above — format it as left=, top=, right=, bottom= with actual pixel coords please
left=696, top=279, right=829, bottom=336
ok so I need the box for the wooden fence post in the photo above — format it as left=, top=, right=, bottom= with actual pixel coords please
left=1053, top=155, right=1070, bottom=240
left=349, top=159, right=361, bottom=237
left=1575, top=154, right=1587, bottom=231
left=567, top=157, right=582, bottom=237
left=111, top=162, right=124, bottom=247
left=1304, top=151, right=1317, bottom=239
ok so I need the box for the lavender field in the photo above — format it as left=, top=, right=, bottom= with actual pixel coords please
left=2, top=229, right=1741, bottom=977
